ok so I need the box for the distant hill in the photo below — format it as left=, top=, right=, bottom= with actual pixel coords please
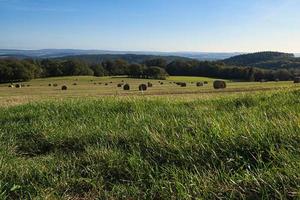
left=0, top=54, right=32, bottom=59
left=223, top=51, right=300, bottom=69
left=0, top=49, right=117, bottom=59
left=2, top=49, right=299, bottom=68
left=161, top=52, right=242, bottom=60
left=0, top=49, right=240, bottom=60
left=223, top=52, right=294, bottom=66
left=56, top=54, right=193, bottom=64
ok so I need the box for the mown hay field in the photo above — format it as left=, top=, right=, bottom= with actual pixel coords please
left=0, top=76, right=299, bottom=107
left=0, top=86, right=299, bottom=199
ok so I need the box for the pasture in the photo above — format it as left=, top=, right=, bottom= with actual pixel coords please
left=0, top=89, right=299, bottom=199
left=0, top=76, right=299, bottom=199
left=0, top=76, right=299, bottom=107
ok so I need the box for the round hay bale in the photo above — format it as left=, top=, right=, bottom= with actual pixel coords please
left=139, top=84, right=147, bottom=91
left=294, top=77, right=300, bottom=83
left=73, top=83, right=77, bottom=86
left=61, top=85, right=68, bottom=90
left=48, top=83, right=52, bottom=86
left=9, top=84, right=14, bottom=88
left=117, top=83, right=123, bottom=87
left=123, top=84, right=130, bottom=90
left=213, top=80, right=226, bottom=89
left=160, top=82, right=164, bottom=85
left=180, top=82, right=187, bottom=87
left=15, top=84, right=21, bottom=88
left=147, top=82, right=153, bottom=87
left=196, top=82, right=204, bottom=87
left=53, top=83, right=58, bottom=87
left=204, top=81, right=208, bottom=84
left=275, top=79, right=280, bottom=82
left=105, top=83, right=108, bottom=86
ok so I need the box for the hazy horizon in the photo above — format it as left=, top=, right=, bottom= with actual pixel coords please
left=0, top=48, right=244, bottom=53
left=1, top=48, right=299, bottom=56
left=1, top=0, right=299, bottom=53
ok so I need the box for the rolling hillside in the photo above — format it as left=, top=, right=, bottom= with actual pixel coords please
left=0, top=49, right=240, bottom=60
left=223, top=51, right=300, bottom=69
left=56, top=54, right=193, bottom=64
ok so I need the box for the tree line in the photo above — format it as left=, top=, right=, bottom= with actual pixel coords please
left=0, top=57, right=299, bottom=83
left=223, top=51, right=295, bottom=66
left=165, top=60, right=299, bottom=81
left=0, top=58, right=169, bottom=83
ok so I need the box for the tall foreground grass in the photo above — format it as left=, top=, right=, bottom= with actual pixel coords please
left=0, top=90, right=299, bottom=199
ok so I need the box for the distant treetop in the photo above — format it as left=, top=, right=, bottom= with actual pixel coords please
left=223, top=51, right=295, bottom=66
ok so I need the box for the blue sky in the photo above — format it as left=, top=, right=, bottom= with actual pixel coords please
left=0, top=0, right=299, bottom=52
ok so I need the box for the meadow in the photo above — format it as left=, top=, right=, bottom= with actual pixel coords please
left=0, top=76, right=298, bottom=107
left=0, top=76, right=299, bottom=199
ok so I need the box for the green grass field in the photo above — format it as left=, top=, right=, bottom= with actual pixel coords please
left=0, top=76, right=300, bottom=199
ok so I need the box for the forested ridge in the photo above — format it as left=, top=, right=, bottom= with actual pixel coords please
left=1, top=52, right=300, bottom=83
left=223, top=51, right=300, bottom=69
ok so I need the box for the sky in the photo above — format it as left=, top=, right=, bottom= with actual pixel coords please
left=0, top=0, right=299, bottom=53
